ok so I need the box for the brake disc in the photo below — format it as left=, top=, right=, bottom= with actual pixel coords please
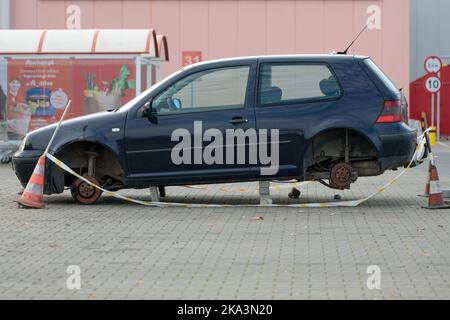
left=330, top=162, right=354, bottom=190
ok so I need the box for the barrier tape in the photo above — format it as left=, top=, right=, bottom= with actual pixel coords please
left=44, top=133, right=426, bottom=209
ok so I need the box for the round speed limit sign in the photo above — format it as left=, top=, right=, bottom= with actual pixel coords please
left=424, top=56, right=442, bottom=74
left=425, top=75, right=441, bottom=93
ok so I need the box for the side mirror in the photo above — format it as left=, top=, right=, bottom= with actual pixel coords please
left=142, top=101, right=155, bottom=117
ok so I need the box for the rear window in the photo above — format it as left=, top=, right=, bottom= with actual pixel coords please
left=363, top=59, right=399, bottom=94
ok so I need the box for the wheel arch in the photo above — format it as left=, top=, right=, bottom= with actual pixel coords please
left=53, top=139, right=125, bottom=186
left=302, top=126, right=381, bottom=177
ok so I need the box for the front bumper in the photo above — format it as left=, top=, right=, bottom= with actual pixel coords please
left=12, top=152, right=42, bottom=188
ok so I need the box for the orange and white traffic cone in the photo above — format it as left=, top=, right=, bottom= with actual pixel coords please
left=422, top=157, right=450, bottom=210
left=419, top=161, right=432, bottom=197
left=16, top=155, right=46, bottom=209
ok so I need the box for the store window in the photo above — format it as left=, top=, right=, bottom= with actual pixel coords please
left=258, top=63, right=342, bottom=106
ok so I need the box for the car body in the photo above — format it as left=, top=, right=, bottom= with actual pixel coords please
left=12, top=54, right=417, bottom=203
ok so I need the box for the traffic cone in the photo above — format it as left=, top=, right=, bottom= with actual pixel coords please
left=419, top=161, right=432, bottom=197
left=422, top=160, right=450, bottom=210
left=16, top=155, right=46, bottom=209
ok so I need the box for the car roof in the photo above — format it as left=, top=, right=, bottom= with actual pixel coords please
left=182, top=54, right=369, bottom=70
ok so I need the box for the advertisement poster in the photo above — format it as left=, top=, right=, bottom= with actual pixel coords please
left=6, top=59, right=137, bottom=139
left=71, top=59, right=136, bottom=118
left=7, top=59, right=72, bottom=137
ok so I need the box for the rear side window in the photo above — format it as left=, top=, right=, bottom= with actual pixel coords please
left=363, top=59, right=399, bottom=94
left=258, top=63, right=342, bottom=106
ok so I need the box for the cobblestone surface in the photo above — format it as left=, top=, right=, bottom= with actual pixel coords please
left=0, top=144, right=449, bottom=300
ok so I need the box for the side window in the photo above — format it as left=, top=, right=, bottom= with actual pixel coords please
left=258, top=63, right=342, bottom=106
left=152, top=66, right=250, bottom=114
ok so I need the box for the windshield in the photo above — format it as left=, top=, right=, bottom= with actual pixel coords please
left=116, top=68, right=184, bottom=112
left=363, top=59, right=399, bottom=94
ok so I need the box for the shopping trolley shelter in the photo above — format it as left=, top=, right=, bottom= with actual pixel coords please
left=9, top=49, right=419, bottom=205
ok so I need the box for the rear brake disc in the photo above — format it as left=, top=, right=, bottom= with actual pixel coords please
left=330, top=162, right=353, bottom=190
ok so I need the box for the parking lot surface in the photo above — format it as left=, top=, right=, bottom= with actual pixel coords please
left=0, top=144, right=449, bottom=300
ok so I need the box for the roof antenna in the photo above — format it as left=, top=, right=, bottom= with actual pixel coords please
left=337, top=23, right=369, bottom=55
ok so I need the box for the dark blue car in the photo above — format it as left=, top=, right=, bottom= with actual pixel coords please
left=12, top=54, right=417, bottom=204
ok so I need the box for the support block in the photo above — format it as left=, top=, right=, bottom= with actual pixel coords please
left=259, top=181, right=272, bottom=205
left=149, top=186, right=160, bottom=202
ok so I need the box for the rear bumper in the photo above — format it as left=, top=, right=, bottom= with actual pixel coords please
left=376, top=123, right=417, bottom=171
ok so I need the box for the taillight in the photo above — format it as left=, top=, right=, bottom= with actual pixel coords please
left=376, top=100, right=402, bottom=123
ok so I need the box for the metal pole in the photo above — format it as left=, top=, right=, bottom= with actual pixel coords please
left=44, top=100, right=71, bottom=155
left=437, top=71, right=441, bottom=142
left=135, top=56, right=142, bottom=96
left=146, top=60, right=152, bottom=88
left=156, top=62, right=161, bottom=82
left=431, top=93, right=435, bottom=128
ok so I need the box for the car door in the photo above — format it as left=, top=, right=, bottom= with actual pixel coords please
left=124, top=62, right=258, bottom=185
left=254, top=60, right=343, bottom=178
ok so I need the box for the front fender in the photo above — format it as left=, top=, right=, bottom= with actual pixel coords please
left=51, top=128, right=126, bottom=172
left=46, top=111, right=126, bottom=161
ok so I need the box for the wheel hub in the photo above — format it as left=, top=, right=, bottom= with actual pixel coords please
left=70, top=176, right=102, bottom=204
left=78, top=181, right=96, bottom=198
left=330, top=162, right=354, bottom=189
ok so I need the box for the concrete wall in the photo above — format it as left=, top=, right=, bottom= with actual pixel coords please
left=0, top=0, right=10, bottom=29
left=9, top=0, right=410, bottom=97
left=411, top=0, right=450, bottom=81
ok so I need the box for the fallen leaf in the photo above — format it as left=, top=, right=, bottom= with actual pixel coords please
left=389, top=293, right=399, bottom=299
left=252, top=216, right=264, bottom=221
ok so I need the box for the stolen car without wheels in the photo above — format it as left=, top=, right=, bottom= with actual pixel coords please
left=12, top=54, right=417, bottom=204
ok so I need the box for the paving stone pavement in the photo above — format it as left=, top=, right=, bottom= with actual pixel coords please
left=0, top=145, right=449, bottom=300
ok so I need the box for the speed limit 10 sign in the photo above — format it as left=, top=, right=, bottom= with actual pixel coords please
left=424, top=56, right=442, bottom=74
left=425, top=75, right=441, bottom=93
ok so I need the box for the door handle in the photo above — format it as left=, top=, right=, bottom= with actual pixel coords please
left=229, top=117, right=249, bottom=125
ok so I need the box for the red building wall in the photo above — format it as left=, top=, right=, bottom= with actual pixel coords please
left=410, top=67, right=450, bottom=135
left=10, top=0, right=411, bottom=99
